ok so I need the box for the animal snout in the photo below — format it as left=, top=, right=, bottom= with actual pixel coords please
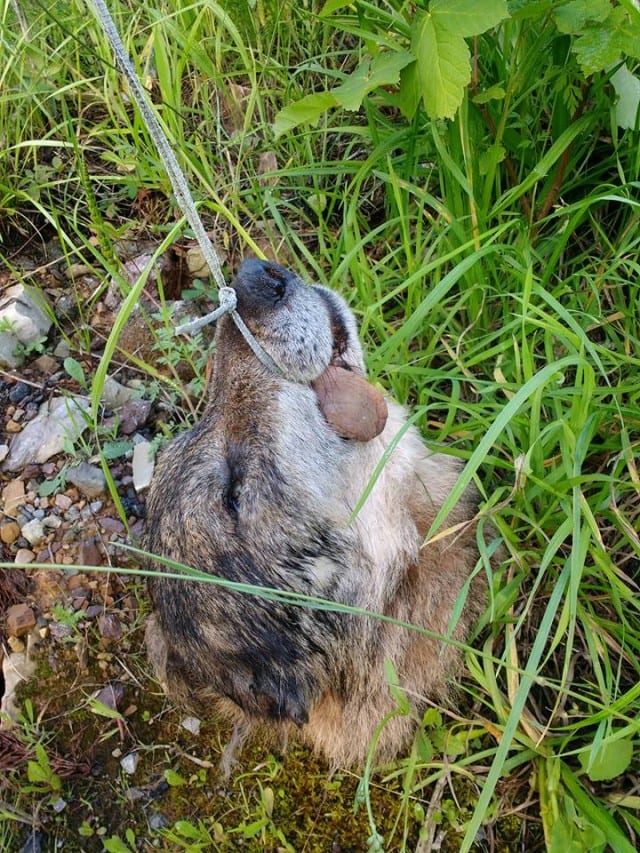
left=233, top=258, right=301, bottom=313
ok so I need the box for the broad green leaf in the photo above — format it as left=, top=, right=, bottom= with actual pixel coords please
left=63, top=356, right=86, bottom=387
left=431, top=0, right=509, bottom=38
left=552, top=0, right=611, bottom=35
left=579, top=736, right=634, bottom=782
left=164, top=768, right=186, bottom=786
left=103, top=838, right=133, bottom=853
left=413, top=12, right=471, bottom=119
left=611, top=64, right=640, bottom=129
left=572, top=8, right=640, bottom=75
left=332, top=51, right=413, bottom=111
left=479, top=142, right=506, bottom=174
left=272, top=91, right=338, bottom=138
left=396, top=60, right=421, bottom=118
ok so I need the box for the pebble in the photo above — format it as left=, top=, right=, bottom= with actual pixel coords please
left=54, top=493, right=73, bottom=511
left=21, top=518, right=46, bottom=546
left=9, top=382, right=31, bottom=404
left=120, top=752, right=139, bottom=775
left=99, top=516, right=126, bottom=535
left=6, top=419, right=22, bottom=433
left=98, top=613, right=122, bottom=641
left=148, top=812, right=170, bottom=831
left=66, top=461, right=106, bottom=498
left=0, top=520, right=20, bottom=544
left=6, top=603, right=36, bottom=637
left=181, top=716, right=201, bottom=735
left=100, top=375, right=137, bottom=411
left=2, top=479, right=25, bottom=514
left=32, top=354, right=59, bottom=375
left=14, top=548, right=35, bottom=563
left=78, top=539, right=102, bottom=567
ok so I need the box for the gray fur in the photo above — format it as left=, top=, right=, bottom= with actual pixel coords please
left=144, top=259, right=485, bottom=767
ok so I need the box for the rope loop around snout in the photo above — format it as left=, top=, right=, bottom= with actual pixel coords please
left=90, top=0, right=284, bottom=378
left=176, top=289, right=284, bottom=377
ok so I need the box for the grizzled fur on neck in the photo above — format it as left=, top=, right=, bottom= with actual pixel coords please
left=144, top=259, right=486, bottom=768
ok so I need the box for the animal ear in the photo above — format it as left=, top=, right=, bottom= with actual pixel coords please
left=312, top=365, right=388, bottom=441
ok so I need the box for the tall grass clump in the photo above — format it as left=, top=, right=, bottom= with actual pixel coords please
left=1, top=0, right=639, bottom=850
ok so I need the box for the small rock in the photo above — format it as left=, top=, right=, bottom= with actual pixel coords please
left=48, top=622, right=74, bottom=642
left=9, top=382, right=30, bottom=404
left=181, top=716, right=201, bottom=735
left=186, top=246, right=210, bottom=278
left=99, top=517, right=126, bottom=535
left=0, top=520, right=20, bottom=544
left=148, top=812, right=170, bottom=831
left=32, top=354, right=59, bottom=375
left=6, top=603, right=36, bottom=637
left=53, top=339, right=71, bottom=359
left=120, top=752, right=139, bottom=775
left=67, top=574, right=91, bottom=598
left=43, top=515, right=62, bottom=529
left=54, top=493, right=73, bottom=511
left=8, top=635, right=26, bottom=653
left=132, top=440, right=154, bottom=491
left=21, top=518, right=46, bottom=546
left=0, top=283, right=53, bottom=369
left=14, top=548, right=35, bottom=564
left=93, top=682, right=125, bottom=712
left=6, top=419, right=22, bottom=433
left=66, top=461, right=106, bottom=498
left=51, top=797, right=67, bottom=814
left=78, top=538, right=102, bottom=567
left=2, top=479, right=26, bottom=514
left=118, top=398, right=151, bottom=434
left=3, top=396, right=91, bottom=472
left=100, top=375, right=137, bottom=411
left=98, top=613, right=122, bottom=641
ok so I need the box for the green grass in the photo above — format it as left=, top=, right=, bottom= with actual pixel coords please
left=1, top=0, right=639, bottom=850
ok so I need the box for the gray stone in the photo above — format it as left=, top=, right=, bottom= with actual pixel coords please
left=120, top=752, right=139, bottom=775
left=100, top=375, right=137, bottom=411
left=3, top=396, right=91, bottom=472
left=0, top=284, right=53, bottom=368
left=21, top=518, right=45, bottom=546
left=66, top=461, right=106, bottom=498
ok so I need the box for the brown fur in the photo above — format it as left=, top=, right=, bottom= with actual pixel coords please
left=144, top=259, right=485, bottom=768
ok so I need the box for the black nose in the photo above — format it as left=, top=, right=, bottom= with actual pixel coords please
left=233, top=259, right=300, bottom=311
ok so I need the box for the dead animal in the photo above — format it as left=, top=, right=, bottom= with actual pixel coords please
left=144, top=259, right=486, bottom=767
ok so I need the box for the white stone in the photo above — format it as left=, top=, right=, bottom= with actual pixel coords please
left=120, top=752, right=139, bottom=775
left=181, top=716, right=201, bottom=735
left=3, top=396, right=91, bottom=472
left=0, top=284, right=52, bottom=368
left=132, top=440, right=155, bottom=491
left=21, top=518, right=46, bottom=546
